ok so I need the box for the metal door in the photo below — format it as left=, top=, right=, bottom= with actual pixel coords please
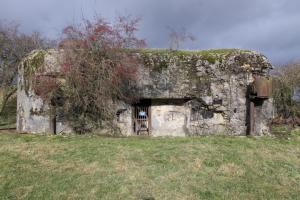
left=133, top=106, right=151, bottom=135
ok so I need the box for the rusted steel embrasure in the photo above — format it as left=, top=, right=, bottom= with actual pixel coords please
left=251, top=76, right=272, bottom=98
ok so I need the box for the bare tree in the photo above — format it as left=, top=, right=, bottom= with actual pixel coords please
left=272, top=61, right=300, bottom=118
left=0, top=20, right=54, bottom=115
left=167, top=27, right=196, bottom=50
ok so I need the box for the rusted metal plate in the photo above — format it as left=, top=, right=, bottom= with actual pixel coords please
left=253, top=76, right=272, bottom=98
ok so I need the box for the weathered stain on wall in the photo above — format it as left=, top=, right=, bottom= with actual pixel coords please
left=151, top=105, right=188, bottom=137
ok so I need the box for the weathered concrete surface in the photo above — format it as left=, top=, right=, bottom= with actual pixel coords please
left=132, top=49, right=273, bottom=135
left=17, top=48, right=274, bottom=136
left=253, top=98, right=274, bottom=135
left=17, top=50, right=72, bottom=134
left=17, top=89, right=51, bottom=133
left=115, top=103, right=133, bottom=136
left=137, top=49, right=271, bottom=99
left=151, top=105, right=188, bottom=137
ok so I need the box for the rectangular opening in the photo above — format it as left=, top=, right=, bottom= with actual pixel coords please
left=247, top=98, right=264, bottom=135
left=133, top=106, right=150, bottom=135
left=133, top=100, right=151, bottom=135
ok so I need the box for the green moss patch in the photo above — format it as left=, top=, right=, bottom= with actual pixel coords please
left=137, top=48, right=256, bottom=70
left=23, top=50, right=47, bottom=78
left=138, top=48, right=253, bottom=56
left=22, top=50, right=47, bottom=93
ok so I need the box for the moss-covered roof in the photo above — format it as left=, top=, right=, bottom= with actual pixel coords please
left=21, top=48, right=270, bottom=77
left=130, top=48, right=261, bottom=65
left=20, top=48, right=272, bottom=99
left=136, top=48, right=255, bottom=56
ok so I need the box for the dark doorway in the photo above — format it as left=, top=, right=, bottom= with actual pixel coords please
left=247, top=98, right=264, bottom=135
left=133, top=100, right=151, bottom=135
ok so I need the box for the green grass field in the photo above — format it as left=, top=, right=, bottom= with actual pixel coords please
left=0, top=133, right=300, bottom=200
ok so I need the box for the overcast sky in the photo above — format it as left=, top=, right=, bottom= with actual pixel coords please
left=0, top=0, right=299, bottom=64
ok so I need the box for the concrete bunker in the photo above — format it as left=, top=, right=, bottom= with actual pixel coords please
left=17, top=49, right=274, bottom=136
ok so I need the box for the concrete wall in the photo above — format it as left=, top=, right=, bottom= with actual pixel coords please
left=17, top=50, right=72, bottom=134
left=115, top=104, right=133, bottom=136
left=253, top=98, right=274, bottom=135
left=116, top=95, right=273, bottom=136
left=151, top=105, right=188, bottom=137
left=16, top=51, right=51, bottom=133
left=17, top=89, right=51, bottom=133
left=17, top=89, right=72, bottom=134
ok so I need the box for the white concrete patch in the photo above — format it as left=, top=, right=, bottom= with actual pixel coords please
left=151, top=105, right=188, bottom=137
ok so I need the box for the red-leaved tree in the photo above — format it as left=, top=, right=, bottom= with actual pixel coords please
left=55, top=15, right=146, bottom=133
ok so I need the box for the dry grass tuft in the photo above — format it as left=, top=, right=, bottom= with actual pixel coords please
left=218, top=163, right=245, bottom=176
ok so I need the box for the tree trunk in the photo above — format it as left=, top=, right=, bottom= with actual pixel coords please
left=0, top=87, right=17, bottom=115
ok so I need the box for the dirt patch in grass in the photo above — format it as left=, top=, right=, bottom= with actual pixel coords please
left=218, top=163, right=245, bottom=176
